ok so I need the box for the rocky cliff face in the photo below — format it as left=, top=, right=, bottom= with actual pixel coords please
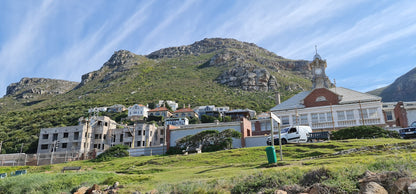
left=6, top=77, right=78, bottom=99
left=369, top=67, right=416, bottom=102
left=76, top=50, right=142, bottom=89
left=148, top=38, right=312, bottom=92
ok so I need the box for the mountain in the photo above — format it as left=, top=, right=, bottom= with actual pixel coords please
left=6, top=77, right=78, bottom=100
left=0, top=38, right=316, bottom=153
left=368, top=67, right=416, bottom=102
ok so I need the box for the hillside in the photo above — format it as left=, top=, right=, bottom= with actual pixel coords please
left=0, top=38, right=316, bottom=153
left=0, top=139, right=415, bottom=193
left=368, top=66, right=416, bottom=101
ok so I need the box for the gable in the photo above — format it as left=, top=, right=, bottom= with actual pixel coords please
left=303, top=88, right=339, bottom=108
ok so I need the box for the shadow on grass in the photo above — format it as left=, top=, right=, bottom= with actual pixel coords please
left=196, top=165, right=233, bottom=174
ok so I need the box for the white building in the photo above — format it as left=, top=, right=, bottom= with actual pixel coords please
left=128, top=104, right=150, bottom=121
left=270, top=51, right=385, bottom=131
left=158, top=100, right=178, bottom=111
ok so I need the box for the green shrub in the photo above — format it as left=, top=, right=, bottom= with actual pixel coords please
left=93, top=144, right=129, bottom=162
left=332, top=125, right=400, bottom=140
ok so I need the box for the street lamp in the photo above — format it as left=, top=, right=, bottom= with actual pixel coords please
left=50, top=140, right=59, bottom=165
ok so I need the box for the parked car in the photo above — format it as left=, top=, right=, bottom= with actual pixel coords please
left=399, top=121, right=416, bottom=139
left=267, top=126, right=312, bottom=145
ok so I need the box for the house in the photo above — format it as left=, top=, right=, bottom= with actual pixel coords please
left=107, top=104, right=126, bottom=113
left=193, top=105, right=230, bottom=118
left=270, top=51, right=385, bottom=131
left=165, top=117, right=189, bottom=126
left=148, top=107, right=173, bottom=118
left=173, top=105, right=198, bottom=119
left=37, top=116, right=164, bottom=160
left=128, top=104, right=150, bottom=121
left=158, top=100, right=178, bottom=111
left=88, top=107, right=108, bottom=113
left=383, top=101, right=416, bottom=128
left=225, top=109, right=257, bottom=121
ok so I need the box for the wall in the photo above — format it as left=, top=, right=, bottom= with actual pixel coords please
left=127, top=146, right=167, bottom=156
left=245, top=136, right=268, bottom=147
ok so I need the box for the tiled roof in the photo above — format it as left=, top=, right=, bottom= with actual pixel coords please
left=148, top=107, right=169, bottom=112
left=270, top=87, right=381, bottom=111
left=174, top=108, right=194, bottom=113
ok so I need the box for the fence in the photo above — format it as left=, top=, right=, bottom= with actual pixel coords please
left=0, top=151, right=83, bottom=166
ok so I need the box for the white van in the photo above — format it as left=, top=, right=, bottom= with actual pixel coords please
left=266, top=126, right=312, bottom=145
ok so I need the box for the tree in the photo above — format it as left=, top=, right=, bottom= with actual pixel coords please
left=171, top=129, right=241, bottom=153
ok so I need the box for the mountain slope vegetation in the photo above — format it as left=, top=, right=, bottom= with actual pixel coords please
left=0, top=38, right=314, bottom=153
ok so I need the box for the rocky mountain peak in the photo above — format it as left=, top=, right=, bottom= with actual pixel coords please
left=6, top=77, right=78, bottom=99
left=103, top=50, right=136, bottom=68
left=146, top=38, right=284, bottom=59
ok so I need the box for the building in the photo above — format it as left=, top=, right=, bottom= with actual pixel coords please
left=88, top=107, right=108, bottom=113
left=158, top=100, right=178, bottom=111
left=37, top=116, right=163, bottom=157
left=107, top=104, right=127, bottom=113
left=270, top=51, right=385, bottom=131
left=173, top=105, right=198, bottom=119
left=165, top=117, right=189, bottom=126
left=383, top=101, right=416, bottom=128
left=193, top=105, right=230, bottom=118
left=148, top=107, right=173, bottom=118
left=225, top=109, right=257, bottom=121
left=128, top=104, right=150, bottom=121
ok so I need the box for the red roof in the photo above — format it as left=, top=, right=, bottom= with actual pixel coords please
left=148, top=107, right=169, bottom=112
left=174, top=108, right=194, bottom=113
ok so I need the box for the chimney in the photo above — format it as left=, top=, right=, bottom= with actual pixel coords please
left=275, top=92, right=281, bottom=105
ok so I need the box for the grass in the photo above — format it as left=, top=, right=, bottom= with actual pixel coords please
left=1, top=138, right=416, bottom=193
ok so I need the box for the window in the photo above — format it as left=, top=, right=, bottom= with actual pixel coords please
left=62, top=143, right=67, bottom=148
left=94, top=144, right=98, bottom=148
left=42, top=134, right=49, bottom=140
left=300, top=114, right=308, bottom=125
left=160, top=130, right=164, bottom=135
left=41, top=144, right=48, bottom=150
left=142, top=141, right=145, bottom=146
left=311, top=113, right=319, bottom=123
left=337, top=111, right=345, bottom=121
left=368, top=108, right=378, bottom=118
left=338, top=110, right=355, bottom=121
left=160, top=138, right=164, bottom=144
left=126, top=132, right=132, bottom=137
left=103, top=135, right=107, bottom=140
left=95, top=134, right=100, bottom=139
left=346, top=110, right=354, bottom=120
left=120, top=134, right=123, bottom=142
left=124, top=142, right=132, bottom=147
left=137, top=141, right=141, bottom=147
left=63, top=133, right=68, bottom=138
left=143, top=130, right=146, bottom=136
left=281, top=116, right=289, bottom=125
left=112, top=135, right=116, bottom=142
left=138, top=130, right=142, bottom=136
left=386, top=111, right=394, bottom=121
left=316, top=96, right=327, bottom=102
left=74, top=132, right=79, bottom=140
left=52, top=133, right=58, bottom=141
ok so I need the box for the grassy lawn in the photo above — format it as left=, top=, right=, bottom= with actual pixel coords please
left=1, top=138, right=416, bottom=193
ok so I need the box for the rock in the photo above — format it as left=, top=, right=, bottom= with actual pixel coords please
left=392, top=177, right=413, bottom=193
left=274, top=190, right=287, bottom=194
left=360, top=182, right=388, bottom=194
left=306, top=183, right=342, bottom=194
left=408, top=182, right=416, bottom=194
left=74, top=186, right=89, bottom=194
left=112, top=182, right=119, bottom=189
left=5, top=77, right=78, bottom=98
left=359, top=170, right=409, bottom=193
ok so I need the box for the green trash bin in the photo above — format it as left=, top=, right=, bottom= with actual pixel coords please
left=265, top=146, right=277, bottom=164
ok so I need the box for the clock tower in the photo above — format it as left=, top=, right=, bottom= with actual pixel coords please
left=309, top=46, right=329, bottom=89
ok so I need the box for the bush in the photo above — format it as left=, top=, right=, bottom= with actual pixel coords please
left=169, top=129, right=241, bottom=154
left=93, top=145, right=129, bottom=162
left=331, top=125, right=400, bottom=140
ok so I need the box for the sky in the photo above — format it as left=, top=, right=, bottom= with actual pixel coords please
left=1, top=0, right=415, bottom=97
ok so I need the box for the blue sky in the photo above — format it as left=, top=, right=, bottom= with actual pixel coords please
left=1, top=0, right=416, bottom=97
